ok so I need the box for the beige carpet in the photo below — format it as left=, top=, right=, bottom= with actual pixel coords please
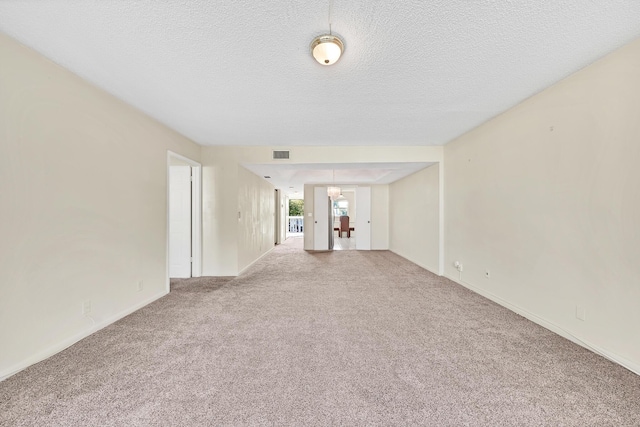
left=1, top=236, right=639, bottom=426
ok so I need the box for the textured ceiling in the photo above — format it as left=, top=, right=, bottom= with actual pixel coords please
left=2, top=1, right=640, bottom=149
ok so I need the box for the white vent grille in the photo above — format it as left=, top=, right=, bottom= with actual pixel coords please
left=272, top=150, right=290, bottom=160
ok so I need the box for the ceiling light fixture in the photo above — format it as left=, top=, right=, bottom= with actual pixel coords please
left=311, top=0, right=344, bottom=66
left=310, top=34, right=344, bottom=65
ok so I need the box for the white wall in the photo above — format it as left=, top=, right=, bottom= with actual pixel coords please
left=389, top=165, right=439, bottom=272
left=0, top=34, right=202, bottom=380
left=444, top=38, right=640, bottom=373
left=200, top=148, right=281, bottom=276
left=237, top=166, right=276, bottom=272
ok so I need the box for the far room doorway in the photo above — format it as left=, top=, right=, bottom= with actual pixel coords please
left=167, top=151, right=202, bottom=287
left=333, top=186, right=371, bottom=251
left=312, top=185, right=370, bottom=251
left=287, top=197, right=304, bottom=238
left=332, top=189, right=355, bottom=250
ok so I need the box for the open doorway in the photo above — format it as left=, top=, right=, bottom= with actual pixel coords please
left=332, top=187, right=371, bottom=251
left=332, top=190, right=354, bottom=250
left=167, top=151, right=202, bottom=289
left=287, top=197, right=304, bottom=238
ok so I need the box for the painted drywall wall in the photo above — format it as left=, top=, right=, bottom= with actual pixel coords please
left=389, top=165, right=440, bottom=273
left=0, top=33, right=201, bottom=379
left=370, top=185, right=389, bottom=250
left=444, top=38, right=640, bottom=373
left=200, top=149, right=241, bottom=276
left=237, top=166, right=275, bottom=273
left=200, top=148, right=284, bottom=275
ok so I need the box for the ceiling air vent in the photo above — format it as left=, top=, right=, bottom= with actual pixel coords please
left=272, top=150, right=290, bottom=160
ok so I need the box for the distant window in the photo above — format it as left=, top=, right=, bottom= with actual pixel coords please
left=333, top=199, right=348, bottom=217
left=289, top=199, right=304, bottom=216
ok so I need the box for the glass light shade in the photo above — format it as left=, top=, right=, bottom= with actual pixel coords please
left=327, top=186, right=341, bottom=200
left=310, top=35, right=344, bottom=65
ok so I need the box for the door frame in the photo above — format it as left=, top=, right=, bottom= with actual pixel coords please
left=167, top=151, right=202, bottom=291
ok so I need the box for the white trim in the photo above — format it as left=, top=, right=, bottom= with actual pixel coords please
left=438, top=160, right=445, bottom=276
left=166, top=151, right=202, bottom=292
left=0, top=291, right=168, bottom=382
left=190, top=165, right=202, bottom=277
left=238, top=246, right=276, bottom=276
left=445, top=274, right=640, bottom=376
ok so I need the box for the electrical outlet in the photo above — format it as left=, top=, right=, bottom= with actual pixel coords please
left=137, top=280, right=144, bottom=292
left=485, top=270, right=490, bottom=279
left=576, top=305, right=586, bottom=321
left=454, top=261, right=462, bottom=270
left=82, top=300, right=92, bottom=315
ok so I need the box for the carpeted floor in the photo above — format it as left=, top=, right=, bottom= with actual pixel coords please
left=1, top=236, right=639, bottom=426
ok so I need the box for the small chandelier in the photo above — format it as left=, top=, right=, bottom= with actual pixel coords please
left=327, top=186, right=341, bottom=200
left=310, top=34, right=344, bottom=65
left=327, top=170, right=341, bottom=200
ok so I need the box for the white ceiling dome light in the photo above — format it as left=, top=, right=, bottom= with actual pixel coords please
left=310, top=34, right=344, bottom=65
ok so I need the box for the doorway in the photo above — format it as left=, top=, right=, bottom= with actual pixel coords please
left=332, top=189, right=354, bottom=250
left=167, top=151, right=202, bottom=288
left=333, top=186, right=371, bottom=251
left=313, top=185, right=371, bottom=251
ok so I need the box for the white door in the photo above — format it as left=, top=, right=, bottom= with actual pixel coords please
left=169, top=166, right=192, bottom=278
left=314, top=186, right=329, bottom=250
left=356, top=186, right=371, bottom=250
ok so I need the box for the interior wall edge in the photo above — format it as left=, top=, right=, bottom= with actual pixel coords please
left=389, top=250, right=439, bottom=277
left=237, top=246, right=276, bottom=277
left=444, top=274, right=640, bottom=377
left=0, top=290, right=169, bottom=382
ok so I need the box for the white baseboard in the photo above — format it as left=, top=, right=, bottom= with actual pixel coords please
left=444, top=274, right=640, bottom=376
left=389, top=249, right=439, bottom=277
left=0, top=290, right=168, bottom=382
left=237, top=246, right=275, bottom=276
